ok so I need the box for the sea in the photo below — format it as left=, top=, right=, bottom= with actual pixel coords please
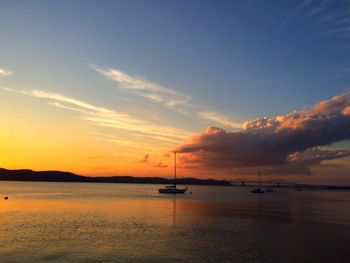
left=0, top=181, right=349, bottom=263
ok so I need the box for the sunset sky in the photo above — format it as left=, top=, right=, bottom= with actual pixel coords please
left=1, top=1, right=350, bottom=183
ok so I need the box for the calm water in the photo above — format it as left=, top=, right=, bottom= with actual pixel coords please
left=0, top=182, right=350, bottom=262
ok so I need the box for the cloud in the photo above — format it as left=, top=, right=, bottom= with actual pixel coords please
left=138, top=153, right=168, bottom=168
left=199, top=111, right=242, bottom=129
left=283, top=1, right=350, bottom=78
left=0, top=68, right=13, bottom=77
left=91, top=65, right=190, bottom=107
left=286, top=147, right=350, bottom=172
left=139, top=154, right=149, bottom=164
left=0, top=87, right=191, bottom=144
left=231, top=148, right=350, bottom=175
left=91, top=132, right=141, bottom=148
left=175, top=91, right=350, bottom=174
left=152, top=162, right=168, bottom=168
left=91, top=65, right=245, bottom=128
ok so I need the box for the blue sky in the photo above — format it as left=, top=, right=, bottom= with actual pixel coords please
left=1, top=0, right=349, bottom=117
left=1, top=0, right=350, bottom=182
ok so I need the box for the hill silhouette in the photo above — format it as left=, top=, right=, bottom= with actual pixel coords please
left=0, top=168, right=231, bottom=186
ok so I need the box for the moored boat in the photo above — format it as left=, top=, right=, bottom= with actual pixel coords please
left=159, top=185, right=187, bottom=194
left=251, top=168, right=264, bottom=194
left=159, top=152, right=188, bottom=194
left=251, top=188, right=264, bottom=194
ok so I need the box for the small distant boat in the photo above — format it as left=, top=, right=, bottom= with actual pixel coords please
left=251, top=188, right=264, bottom=194
left=159, top=185, right=187, bottom=194
left=251, top=168, right=264, bottom=194
left=159, top=152, right=188, bottom=194
left=296, top=182, right=304, bottom=191
left=264, top=187, right=274, bottom=192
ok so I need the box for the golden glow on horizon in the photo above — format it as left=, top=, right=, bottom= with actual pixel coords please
left=2, top=80, right=350, bottom=182
left=0, top=89, right=182, bottom=177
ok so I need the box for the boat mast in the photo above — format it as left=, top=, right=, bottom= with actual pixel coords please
left=174, top=151, right=177, bottom=188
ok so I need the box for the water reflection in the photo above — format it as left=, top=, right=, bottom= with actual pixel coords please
left=172, top=195, right=176, bottom=226
left=0, top=182, right=350, bottom=262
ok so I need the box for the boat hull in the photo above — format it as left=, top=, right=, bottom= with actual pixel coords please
left=158, top=188, right=187, bottom=194
left=251, top=188, right=264, bottom=194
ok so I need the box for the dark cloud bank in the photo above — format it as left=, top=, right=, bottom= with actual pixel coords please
left=176, top=92, right=350, bottom=175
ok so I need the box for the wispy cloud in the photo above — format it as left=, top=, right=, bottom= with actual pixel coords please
left=0, top=68, right=13, bottom=77
left=138, top=154, right=149, bottom=164
left=199, top=111, right=242, bottom=129
left=91, top=65, right=190, bottom=107
left=138, top=153, right=168, bottom=168
left=284, top=0, right=350, bottom=78
left=0, top=87, right=191, bottom=145
left=91, top=132, right=141, bottom=148
left=92, top=65, right=245, bottom=129
left=307, top=0, right=331, bottom=18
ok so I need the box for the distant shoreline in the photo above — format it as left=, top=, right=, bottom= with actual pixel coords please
left=0, top=168, right=231, bottom=186
left=1, top=168, right=349, bottom=190
left=230, top=183, right=350, bottom=191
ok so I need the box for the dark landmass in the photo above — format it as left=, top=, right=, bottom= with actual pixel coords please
left=1, top=168, right=349, bottom=190
left=230, top=182, right=350, bottom=191
left=0, top=168, right=231, bottom=186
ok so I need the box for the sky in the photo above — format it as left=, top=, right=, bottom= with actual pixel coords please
left=1, top=0, right=350, bottom=184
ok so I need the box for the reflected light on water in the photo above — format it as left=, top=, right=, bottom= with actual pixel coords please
left=0, top=182, right=350, bottom=262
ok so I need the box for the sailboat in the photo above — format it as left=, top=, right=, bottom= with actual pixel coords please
left=251, top=168, right=264, bottom=194
left=159, top=152, right=188, bottom=194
